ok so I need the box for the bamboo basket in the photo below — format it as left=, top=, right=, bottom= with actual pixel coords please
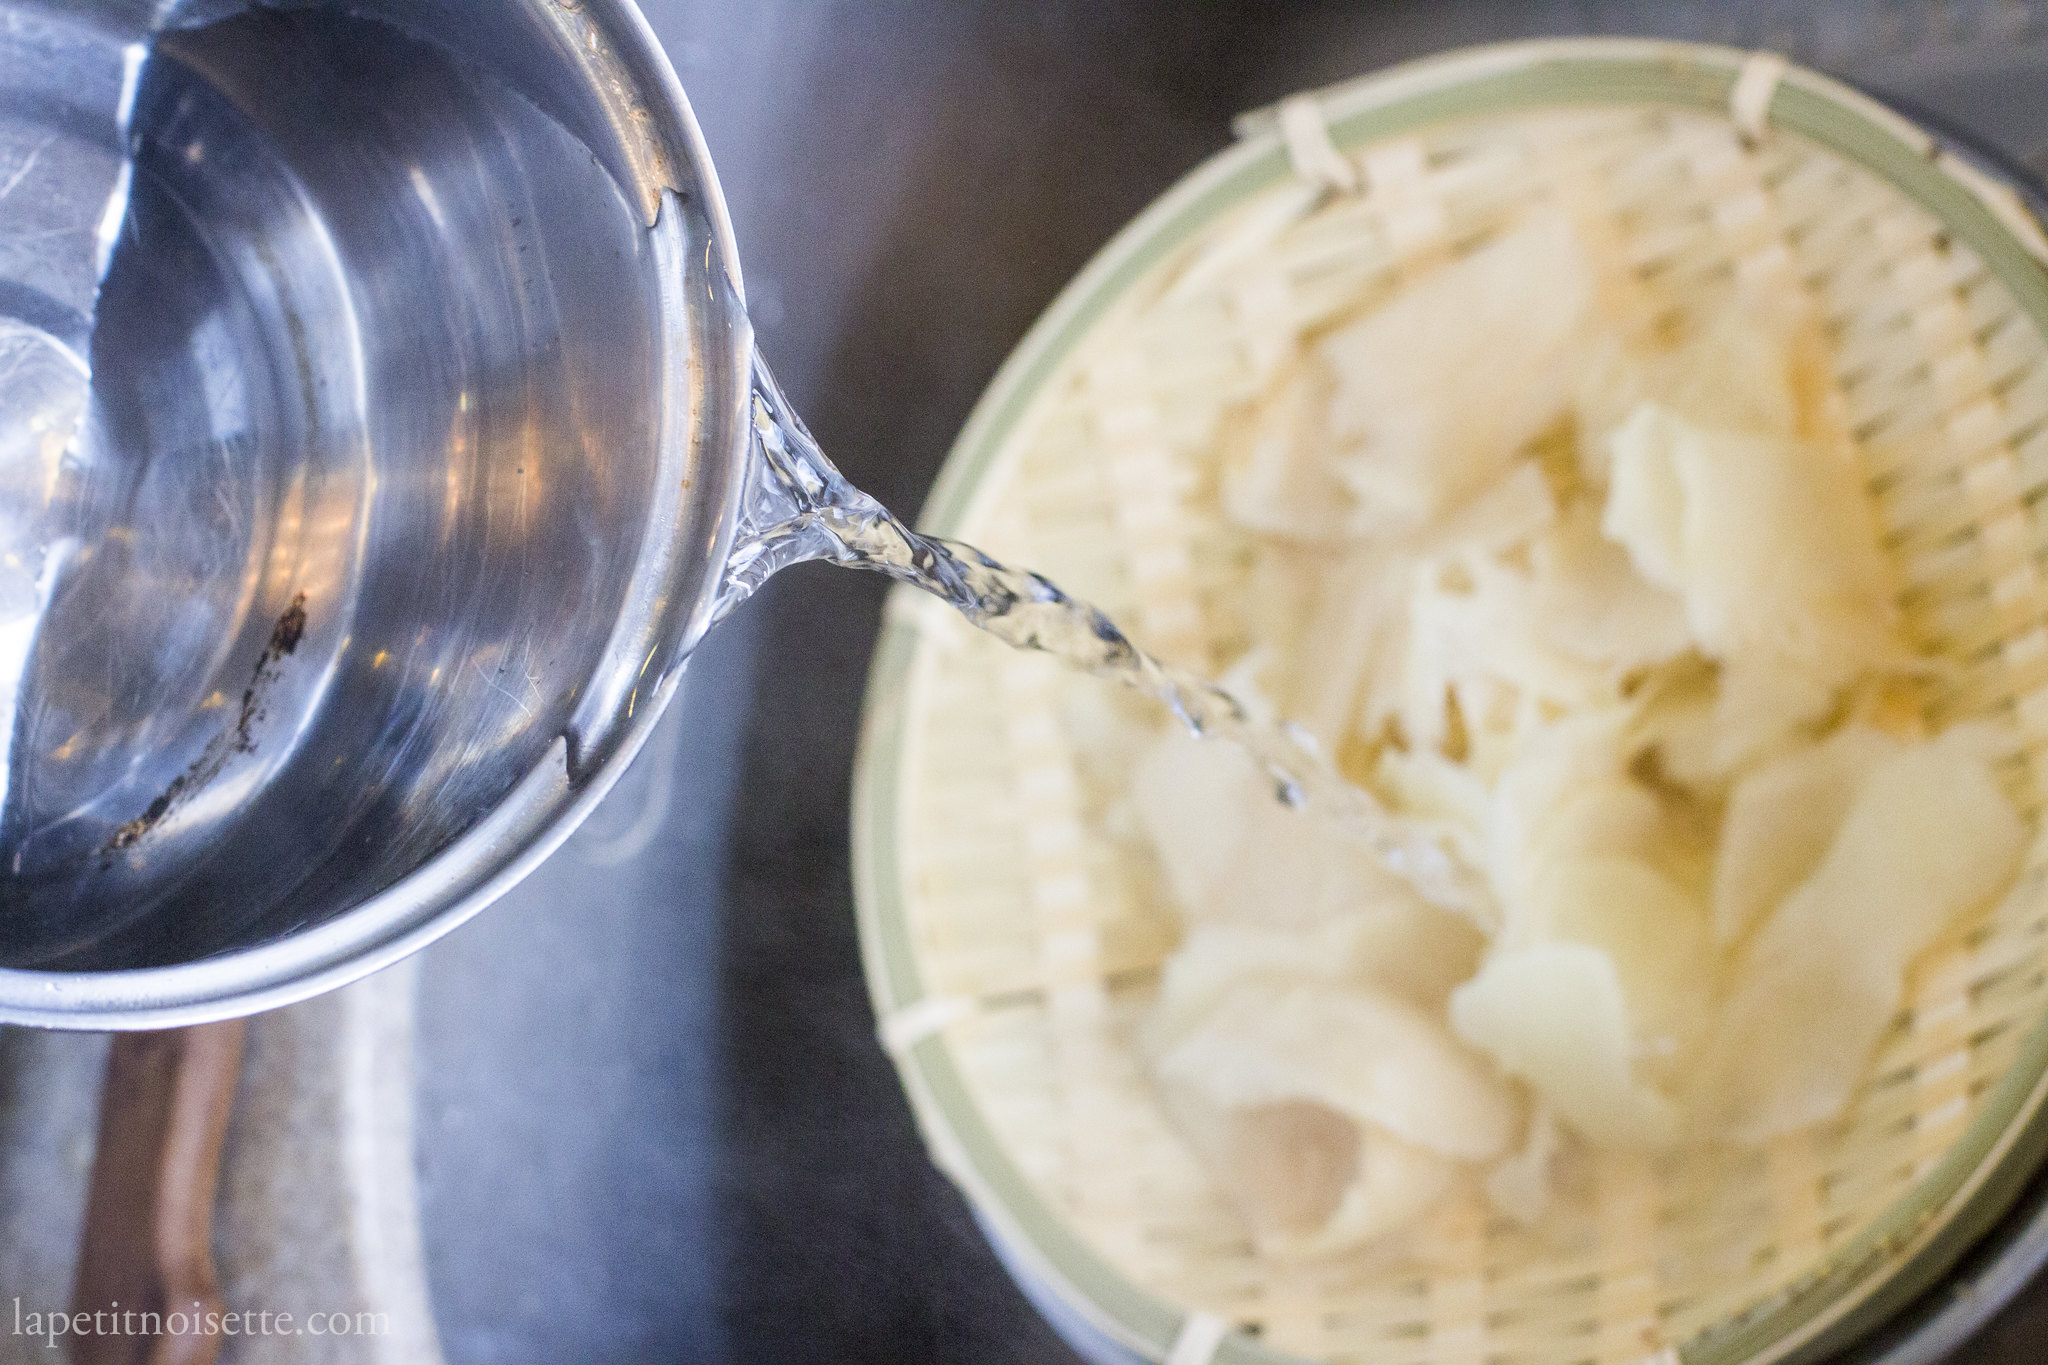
left=853, top=39, right=2048, bottom=1365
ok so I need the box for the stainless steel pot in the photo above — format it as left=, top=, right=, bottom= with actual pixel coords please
left=0, top=0, right=760, bottom=1026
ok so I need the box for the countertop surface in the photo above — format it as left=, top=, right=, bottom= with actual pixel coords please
left=79, top=3, right=2048, bottom=1363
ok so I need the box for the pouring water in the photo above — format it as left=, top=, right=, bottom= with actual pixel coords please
left=718, top=344, right=1490, bottom=919
left=0, top=0, right=1480, bottom=1022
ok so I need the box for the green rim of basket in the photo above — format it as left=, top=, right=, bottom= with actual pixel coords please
left=851, top=36, right=2048, bottom=1365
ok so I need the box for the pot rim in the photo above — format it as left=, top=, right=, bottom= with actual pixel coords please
left=0, top=0, right=755, bottom=1031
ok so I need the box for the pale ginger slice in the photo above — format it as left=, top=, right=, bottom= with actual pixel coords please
left=1604, top=403, right=1899, bottom=670
left=1215, top=646, right=1285, bottom=728
left=1058, top=681, right=1159, bottom=791
left=1145, top=912, right=1484, bottom=1052
left=1603, top=412, right=1686, bottom=592
left=1219, top=355, right=1354, bottom=543
left=1711, top=724, right=1900, bottom=947
left=1289, top=463, right=1556, bottom=750
left=1145, top=927, right=1499, bottom=1259
left=1451, top=942, right=1681, bottom=1148
left=1132, top=733, right=1254, bottom=918
left=1705, top=654, right=1847, bottom=776
left=1132, top=733, right=1486, bottom=968
left=1520, top=782, right=1670, bottom=885
left=1485, top=709, right=1643, bottom=903
left=1197, top=848, right=1486, bottom=1004
left=1152, top=979, right=1518, bottom=1162
left=1463, top=717, right=1714, bottom=1144
left=1375, top=747, right=1491, bottom=838
left=1301, top=1122, right=1460, bottom=1256
left=1662, top=298, right=1838, bottom=442
left=1509, top=857, right=1714, bottom=1079
left=1389, top=476, right=1678, bottom=747
left=1486, top=1107, right=1563, bottom=1226
left=1624, top=653, right=1746, bottom=794
left=1604, top=403, right=1903, bottom=770
left=1236, top=546, right=1324, bottom=719
left=1694, top=725, right=2026, bottom=1142
left=1573, top=286, right=1841, bottom=485
left=1422, top=460, right=1559, bottom=559
left=1570, top=331, right=1656, bottom=487
left=1399, top=560, right=1618, bottom=758
left=1160, top=1087, right=1459, bottom=1259
left=1526, top=503, right=1691, bottom=675
left=1320, top=211, right=1597, bottom=530
left=1288, top=543, right=1417, bottom=752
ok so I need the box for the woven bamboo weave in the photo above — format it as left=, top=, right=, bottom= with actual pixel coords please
left=862, top=55, right=2048, bottom=1365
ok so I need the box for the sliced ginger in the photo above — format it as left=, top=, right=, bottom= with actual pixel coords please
left=1132, top=207, right=2032, bottom=1257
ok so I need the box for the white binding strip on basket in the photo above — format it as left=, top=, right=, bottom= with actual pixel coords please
left=1276, top=93, right=1360, bottom=192
left=867, top=39, right=2048, bottom=1365
left=1164, top=1310, right=1231, bottom=1365
left=1729, top=49, right=1790, bottom=144
left=877, top=995, right=977, bottom=1056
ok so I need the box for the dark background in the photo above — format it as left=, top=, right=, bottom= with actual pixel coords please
left=408, top=4, right=2048, bottom=1362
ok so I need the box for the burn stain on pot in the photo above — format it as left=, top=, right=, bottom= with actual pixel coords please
left=104, top=592, right=309, bottom=855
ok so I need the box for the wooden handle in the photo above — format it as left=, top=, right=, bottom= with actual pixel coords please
left=71, top=1021, right=248, bottom=1365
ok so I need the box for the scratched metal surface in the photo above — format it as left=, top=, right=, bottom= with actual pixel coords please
left=400, top=4, right=2048, bottom=1363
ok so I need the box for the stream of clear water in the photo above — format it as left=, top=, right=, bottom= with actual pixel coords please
left=719, top=355, right=1493, bottom=920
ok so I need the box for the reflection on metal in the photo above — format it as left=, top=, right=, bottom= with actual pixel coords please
left=0, top=1, right=148, bottom=874
left=0, top=2, right=753, bottom=1027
